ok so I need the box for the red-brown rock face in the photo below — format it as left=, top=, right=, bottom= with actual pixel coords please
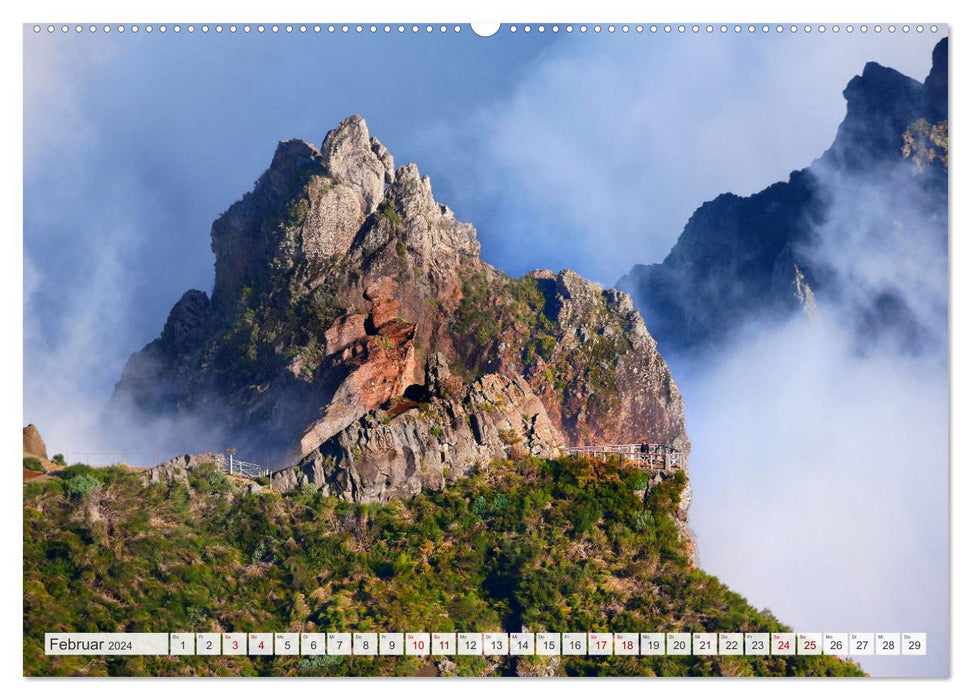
left=297, top=277, right=417, bottom=459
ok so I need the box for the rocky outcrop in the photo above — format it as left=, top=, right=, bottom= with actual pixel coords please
left=826, top=61, right=924, bottom=171
left=324, top=313, right=366, bottom=356
left=516, top=269, right=687, bottom=450
left=160, top=290, right=213, bottom=356
left=23, top=424, right=48, bottom=461
left=109, top=113, right=689, bottom=483
left=142, top=452, right=226, bottom=486
left=143, top=463, right=190, bottom=486
left=618, top=38, right=948, bottom=355
left=155, top=452, right=225, bottom=471
left=272, top=355, right=563, bottom=502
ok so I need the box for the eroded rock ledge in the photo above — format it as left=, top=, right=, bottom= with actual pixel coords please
left=271, top=354, right=563, bottom=502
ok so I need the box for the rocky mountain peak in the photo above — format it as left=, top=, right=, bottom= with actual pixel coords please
left=828, top=61, right=923, bottom=170
left=210, top=116, right=396, bottom=314
left=110, top=115, right=690, bottom=498
left=924, top=37, right=948, bottom=123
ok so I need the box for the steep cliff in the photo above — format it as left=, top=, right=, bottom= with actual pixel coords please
left=618, top=38, right=948, bottom=356
left=109, top=116, right=688, bottom=497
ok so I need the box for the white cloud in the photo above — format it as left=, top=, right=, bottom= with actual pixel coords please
left=23, top=31, right=118, bottom=175
left=684, top=315, right=947, bottom=676
left=23, top=220, right=140, bottom=460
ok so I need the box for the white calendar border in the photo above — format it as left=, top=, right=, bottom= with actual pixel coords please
left=5, top=0, right=965, bottom=698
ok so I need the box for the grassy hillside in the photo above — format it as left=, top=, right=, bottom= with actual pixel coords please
left=23, top=458, right=862, bottom=677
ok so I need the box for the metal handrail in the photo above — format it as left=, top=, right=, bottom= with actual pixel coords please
left=563, top=443, right=684, bottom=470
left=226, top=454, right=270, bottom=478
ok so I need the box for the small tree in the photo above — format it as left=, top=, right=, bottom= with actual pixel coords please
left=65, top=474, right=100, bottom=498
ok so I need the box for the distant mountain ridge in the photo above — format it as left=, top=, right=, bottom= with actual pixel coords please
left=618, top=38, right=948, bottom=356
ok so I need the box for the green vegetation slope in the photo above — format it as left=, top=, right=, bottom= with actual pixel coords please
left=24, top=460, right=862, bottom=677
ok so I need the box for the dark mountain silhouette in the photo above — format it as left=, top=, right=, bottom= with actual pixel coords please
left=618, top=38, right=948, bottom=357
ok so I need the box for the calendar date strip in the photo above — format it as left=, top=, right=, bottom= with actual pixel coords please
left=45, top=631, right=926, bottom=657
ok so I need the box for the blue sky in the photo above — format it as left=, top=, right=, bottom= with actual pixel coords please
left=23, top=25, right=946, bottom=677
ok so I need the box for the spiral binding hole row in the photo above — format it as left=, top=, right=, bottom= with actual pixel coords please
left=31, top=24, right=940, bottom=36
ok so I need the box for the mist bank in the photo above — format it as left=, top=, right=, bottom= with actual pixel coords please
left=678, top=310, right=947, bottom=677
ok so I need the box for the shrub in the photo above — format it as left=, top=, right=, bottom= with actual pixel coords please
left=534, top=335, right=557, bottom=360
left=51, top=454, right=67, bottom=466
left=95, top=466, right=126, bottom=487
left=510, top=275, right=547, bottom=311
left=60, top=463, right=96, bottom=480
left=188, top=463, right=229, bottom=495
left=293, top=482, right=320, bottom=505
left=571, top=499, right=602, bottom=534
left=646, top=470, right=687, bottom=515
left=24, top=479, right=62, bottom=498
left=286, top=198, right=310, bottom=227
left=64, top=474, right=100, bottom=499
left=251, top=540, right=276, bottom=564
left=298, top=654, right=343, bottom=674
left=377, top=199, right=402, bottom=227
left=23, top=457, right=43, bottom=473
left=454, top=270, right=500, bottom=347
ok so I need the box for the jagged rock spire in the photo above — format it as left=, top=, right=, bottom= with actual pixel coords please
left=320, top=115, right=395, bottom=213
